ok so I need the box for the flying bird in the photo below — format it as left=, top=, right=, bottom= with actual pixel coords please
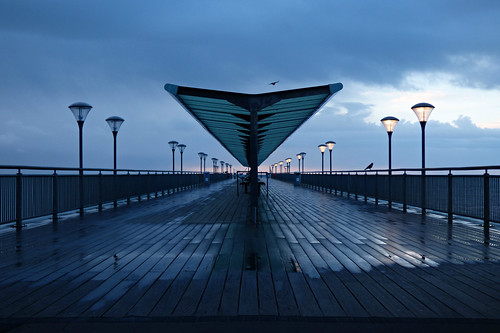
left=269, top=80, right=279, bottom=85
left=364, top=162, right=373, bottom=170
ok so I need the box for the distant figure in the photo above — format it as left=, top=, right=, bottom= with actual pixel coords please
left=269, top=80, right=279, bottom=85
left=364, top=162, right=373, bottom=170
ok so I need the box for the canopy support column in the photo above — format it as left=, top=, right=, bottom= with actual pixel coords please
left=249, top=108, right=259, bottom=224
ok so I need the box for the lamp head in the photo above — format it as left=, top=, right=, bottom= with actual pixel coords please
left=380, top=116, right=399, bottom=133
left=318, top=144, right=327, bottom=153
left=325, top=141, right=336, bottom=151
left=297, top=153, right=302, bottom=160
left=69, top=102, right=92, bottom=122
left=411, top=103, right=434, bottom=123
left=177, top=144, right=186, bottom=153
left=105, top=116, right=124, bottom=133
left=198, top=152, right=205, bottom=158
left=168, top=140, right=179, bottom=150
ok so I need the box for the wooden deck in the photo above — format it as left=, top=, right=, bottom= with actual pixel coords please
left=1, top=178, right=499, bottom=327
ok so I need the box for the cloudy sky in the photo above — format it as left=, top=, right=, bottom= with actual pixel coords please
left=1, top=0, right=499, bottom=172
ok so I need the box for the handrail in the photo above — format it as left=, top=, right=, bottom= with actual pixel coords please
left=300, top=165, right=500, bottom=174
left=0, top=166, right=232, bottom=228
left=276, top=168, right=499, bottom=237
left=0, top=164, right=201, bottom=174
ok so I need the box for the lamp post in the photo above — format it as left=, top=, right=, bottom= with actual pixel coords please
left=286, top=158, right=292, bottom=173
left=325, top=141, right=336, bottom=174
left=318, top=144, right=327, bottom=174
left=203, top=153, right=207, bottom=172
left=177, top=144, right=186, bottom=174
left=300, top=152, right=306, bottom=173
left=297, top=154, right=302, bottom=173
left=68, top=102, right=93, bottom=217
left=220, top=161, right=224, bottom=173
left=69, top=102, right=93, bottom=170
left=381, top=116, right=399, bottom=209
left=274, top=163, right=278, bottom=175
left=412, top=102, right=435, bottom=215
left=279, top=161, right=283, bottom=173
left=168, top=141, right=178, bottom=172
left=211, top=158, right=218, bottom=173
left=198, top=152, right=205, bottom=173
left=105, top=116, right=124, bottom=208
left=105, top=116, right=125, bottom=173
left=380, top=116, right=399, bottom=173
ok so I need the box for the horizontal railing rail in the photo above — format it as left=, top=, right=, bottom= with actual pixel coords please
left=275, top=165, right=500, bottom=234
left=0, top=165, right=229, bottom=228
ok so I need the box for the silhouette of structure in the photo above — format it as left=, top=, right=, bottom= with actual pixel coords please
left=165, top=83, right=343, bottom=222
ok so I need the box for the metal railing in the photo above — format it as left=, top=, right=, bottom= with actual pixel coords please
left=0, top=165, right=228, bottom=228
left=275, top=166, right=500, bottom=231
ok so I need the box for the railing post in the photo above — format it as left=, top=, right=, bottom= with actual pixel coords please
left=375, top=171, right=379, bottom=205
left=147, top=172, right=151, bottom=200
left=347, top=172, right=350, bottom=198
left=137, top=172, right=141, bottom=202
left=155, top=172, right=158, bottom=198
left=98, top=171, right=103, bottom=212
left=421, top=168, right=426, bottom=215
left=334, top=172, right=338, bottom=196
left=52, top=170, right=58, bottom=222
left=364, top=171, right=367, bottom=203
left=403, top=171, right=407, bottom=213
left=113, top=170, right=118, bottom=208
left=79, top=168, right=84, bottom=217
left=161, top=172, right=165, bottom=196
left=328, top=174, right=332, bottom=194
left=448, top=170, right=453, bottom=224
left=355, top=172, right=358, bottom=200
left=16, top=169, right=22, bottom=230
left=388, top=170, right=392, bottom=209
left=127, top=171, right=131, bottom=205
left=484, top=169, right=490, bottom=232
left=166, top=172, right=170, bottom=195
left=340, top=172, right=343, bottom=197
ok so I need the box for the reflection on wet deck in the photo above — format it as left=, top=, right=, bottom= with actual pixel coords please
left=0, top=178, right=499, bottom=321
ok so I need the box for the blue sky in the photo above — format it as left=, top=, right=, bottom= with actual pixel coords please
left=1, top=0, right=499, bottom=172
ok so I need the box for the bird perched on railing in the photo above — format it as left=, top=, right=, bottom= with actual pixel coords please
left=364, top=162, right=373, bottom=170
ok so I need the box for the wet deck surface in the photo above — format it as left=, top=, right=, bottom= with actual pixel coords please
left=1, top=178, right=500, bottom=331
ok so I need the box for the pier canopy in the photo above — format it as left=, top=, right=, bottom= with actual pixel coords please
left=165, top=83, right=343, bottom=167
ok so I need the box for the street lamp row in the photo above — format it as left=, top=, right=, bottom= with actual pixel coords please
left=68, top=102, right=125, bottom=216
left=317, top=141, right=336, bottom=174
left=68, top=102, right=125, bottom=173
left=69, top=102, right=233, bottom=176
left=209, top=157, right=232, bottom=174
left=380, top=102, right=434, bottom=212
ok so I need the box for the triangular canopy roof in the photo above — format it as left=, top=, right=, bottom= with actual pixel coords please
left=165, top=83, right=343, bottom=167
